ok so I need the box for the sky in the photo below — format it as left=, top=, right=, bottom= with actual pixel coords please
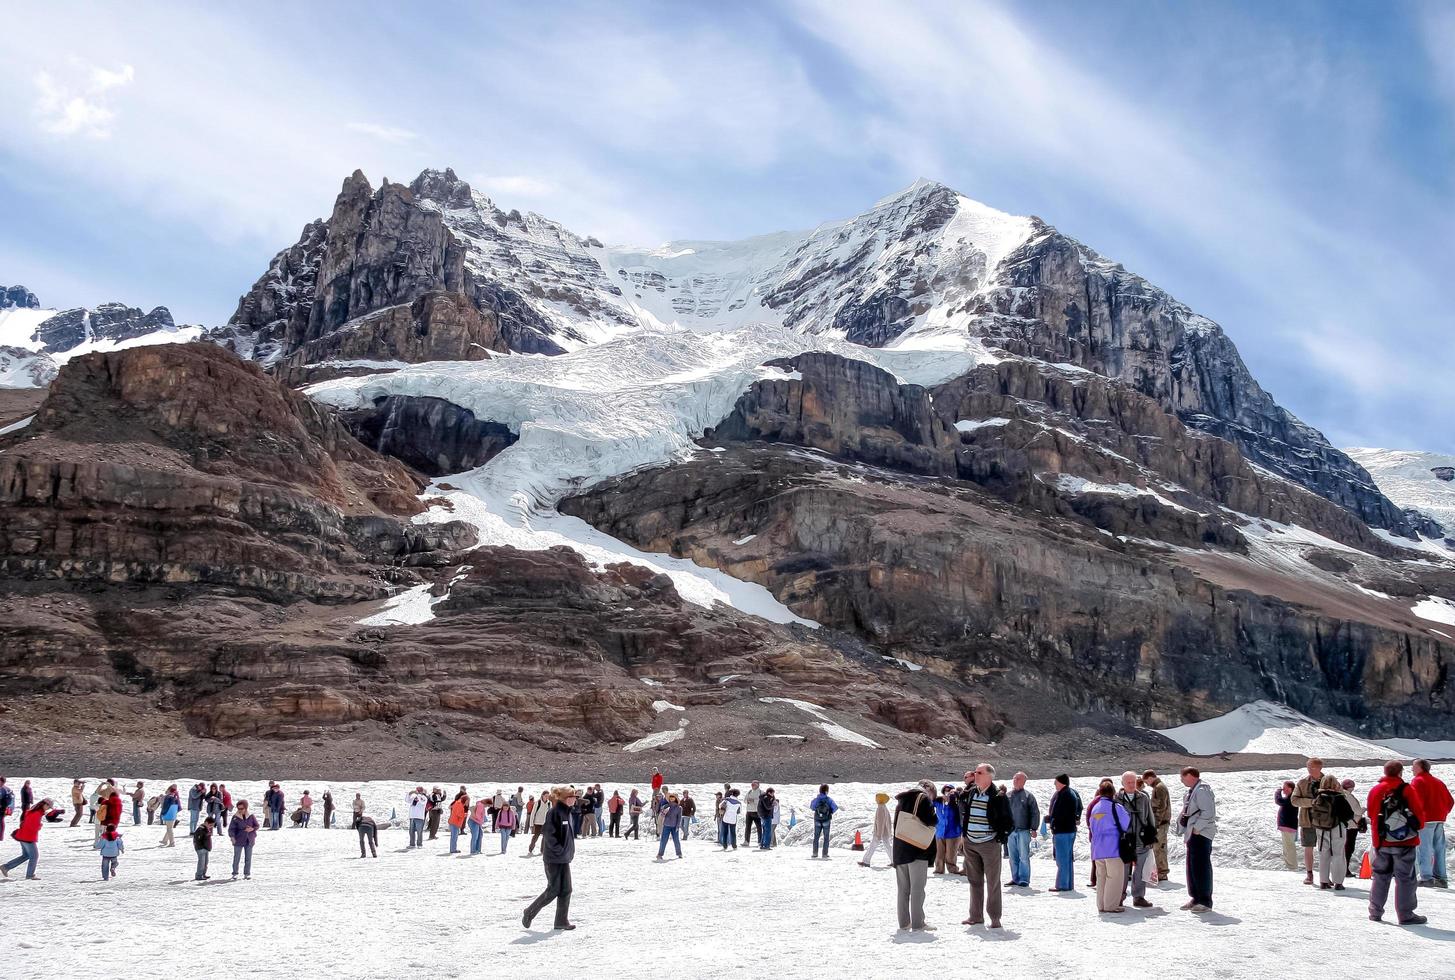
left=1, top=0, right=1451, bottom=452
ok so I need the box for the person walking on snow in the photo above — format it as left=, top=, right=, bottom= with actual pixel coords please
left=69, top=780, right=85, bottom=827
left=1367, top=759, right=1428, bottom=924
left=1117, top=772, right=1156, bottom=907
left=892, top=780, right=939, bottom=932
left=229, top=800, right=259, bottom=880
left=1342, top=778, right=1366, bottom=877
left=159, top=785, right=181, bottom=847
left=1088, top=781, right=1130, bottom=913
left=958, top=763, right=1013, bottom=928
left=1007, top=772, right=1040, bottom=887
left=193, top=816, right=215, bottom=882
left=95, top=823, right=124, bottom=880
left=2, top=799, right=52, bottom=880
left=860, top=791, right=893, bottom=868
left=469, top=796, right=488, bottom=855
left=528, top=789, right=553, bottom=854
left=498, top=795, right=517, bottom=853
left=810, top=784, right=837, bottom=859
left=1275, top=780, right=1299, bottom=870
left=933, top=785, right=961, bottom=875
left=406, top=787, right=428, bottom=848
left=522, top=786, right=577, bottom=932
left=1178, top=766, right=1217, bottom=912
left=1410, top=759, right=1452, bottom=888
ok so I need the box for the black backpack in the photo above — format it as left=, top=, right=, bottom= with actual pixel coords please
left=1379, top=784, right=1422, bottom=844
left=1329, top=790, right=1355, bottom=829
left=814, top=798, right=833, bottom=822
left=1108, top=800, right=1137, bottom=863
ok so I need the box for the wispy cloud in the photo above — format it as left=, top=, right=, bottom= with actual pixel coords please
left=345, top=122, right=417, bottom=144
left=471, top=174, right=555, bottom=199
left=33, top=62, right=134, bottom=138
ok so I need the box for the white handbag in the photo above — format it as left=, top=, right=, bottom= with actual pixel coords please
left=894, top=792, right=936, bottom=849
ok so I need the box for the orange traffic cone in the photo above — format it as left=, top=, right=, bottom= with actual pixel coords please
left=1359, top=852, right=1372, bottom=879
left=851, top=830, right=865, bottom=851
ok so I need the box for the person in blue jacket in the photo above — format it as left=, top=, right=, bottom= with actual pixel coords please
left=809, top=784, right=838, bottom=859
left=95, top=823, right=125, bottom=880
left=934, top=785, right=962, bottom=875
left=159, top=785, right=182, bottom=847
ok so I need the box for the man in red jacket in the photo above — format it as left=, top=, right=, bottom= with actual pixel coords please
left=1366, top=760, right=1428, bottom=924
left=1411, top=759, right=1453, bottom=888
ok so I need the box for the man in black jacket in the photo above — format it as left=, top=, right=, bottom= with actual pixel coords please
left=958, top=763, right=1013, bottom=929
left=524, top=786, right=578, bottom=931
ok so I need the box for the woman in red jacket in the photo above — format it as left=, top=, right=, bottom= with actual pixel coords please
left=1, top=799, right=52, bottom=880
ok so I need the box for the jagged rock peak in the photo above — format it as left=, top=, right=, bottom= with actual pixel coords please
left=2, top=285, right=40, bottom=309
left=409, top=167, right=474, bottom=209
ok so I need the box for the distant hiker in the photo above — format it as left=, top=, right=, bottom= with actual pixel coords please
left=626, top=788, right=644, bottom=841
left=571, top=788, right=585, bottom=837
left=656, top=792, right=684, bottom=861
left=744, top=781, right=762, bottom=846
left=934, top=785, right=961, bottom=875
left=1292, top=758, right=1339, bottom=885
left=206, top=782, right=222, bottom=827
left=523, top=786, right=577, bottom=932
left=1143, top=769, right=1171, bottom=881
left=1048, top=774, right=1082, bottom=892
left=159, top=785, right=182, bottom=847
left=1007, top=772, right=1041, bottom=887
left=1342, top=778, right=1366, bottom=876
left=581, top=789, right=598, bottom=838
left=188, top=782, right=205, bottom=835
left=406, top=787, right=428, bottom=848
left=1275, top=780, right=1299, bottom=870
left=427, top=786, right=446, bottom=841
left=351, top=793, right=365, bottom=827
left=219, top=784, right=232, bottom=828
left=757, top=788, right=776, bottom=850
left=95, top=823, right=124, bottom=880
left=356, top=814, right=379, bottom=858
left=959, top=764, right=1012, bottom=928
left=607, top=790, right=624, bottom=837
left=130, top=782, right=145, bottom=826
left=720, top=790, right=742, bottom=849
left=809, top=784, right=837, bottom=859
left=98, top=784, right=123, bottom=839
left=650, top=767, right=664, bottom=797
left=299, top=790, right=314, bottom=828
left=893, top=780, right=939, bottom=932
left=1117, top=772, right=1156, bottom=907
left=229, top=800, right=259, bottom=880
left=0, top=777, right=12, bottom=841
left=70, top=780, right=85, bottom=827
left=470, top=796, right=488, bottom=855
left=146, top=792, right=161, bottom=826
left=322, top=790, right=335, bottom=830
left=860, top=791, right=893, bottom=868
left=1088, top=781, right=1130, bottom=913
left=1410, top=759, right=1452, bottom=888
left=2, top=799, right=52, bottom=880
left=1178, top=766, right=1217, bottom=912
left=1367, top=760, right=1428, bottom=924
left=449, top=790, right=469, bottom=854
left=193, top=816, right=215, bottom=882
left=498, top=796, right=517, bottom=853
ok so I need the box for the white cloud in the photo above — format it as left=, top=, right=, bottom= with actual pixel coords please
left=470, top=174, right=556, bottom=198
left=33, top=62, right=134, bottom=138
left=345, top=122, right=417, bottom=144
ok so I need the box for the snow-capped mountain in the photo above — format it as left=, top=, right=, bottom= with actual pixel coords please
left=0, top=288, right=201, bottom=388
left=1346, top=447, right=1455, bottom=536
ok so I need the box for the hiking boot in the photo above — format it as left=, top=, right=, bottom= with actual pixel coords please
left=1180, top=900, right=1196, bottom=910
left=1189, top=904, right=1209, bottom=913
left=1368, top=913, right=1382, bottom=922
left=1320, top=883, right=1333, bottom=890
left=1399, top=914, right=1428, bottom=926
left=1334, top=884, right=1346, bottom=891
left=1133, top=898, right=1153, bottom=908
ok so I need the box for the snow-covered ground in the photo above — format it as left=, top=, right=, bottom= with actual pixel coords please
left=1347, top=446, right=1455, bottom=534
left=1157, top=700, right=1455, bottom=761
left=5, top=768, right=1453, bottom=976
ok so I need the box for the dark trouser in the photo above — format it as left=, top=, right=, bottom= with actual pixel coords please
left=609, top=811, right=622, bottom=836
left=1345, top=827, right=1359, bottom=874
left=524, top=861, right=573, bottom=929
left=232, top=843, right=253, bottom=876
left=745, top=813, right=761, bottom=845
left=963, top=840, right=1003, bottom=925
left=1370, top=845, right=1418, bottom=921
left=195, top=849, right=210, bottom=880
left=528, top=826, right=543, bottom=853
left=721, top=823, right=737, bottom=848
left=358, top=825, right=377, bottom=857
left=427, top=808, right=442, bottom=839
left=324, top=808, right=333, bottom=829
left=1185, top=834, right=1213, bottom=907
left=133, top=803, right=142, bottom=825
left=813, top=819, right=831, bottom=856
left=626, top=814, right=640, bottom=840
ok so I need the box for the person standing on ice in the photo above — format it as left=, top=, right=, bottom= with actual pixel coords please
left=607, top=790, right=624, bottom=837
left=448, top=789, right=469, bottom=854
left=406, top=787, right=428, bottom=848
left=193, top=816, right=215, bottom=882
left=351, top=792, right=365, bottom=828
left=0, top=777, right=12, bottom=842
left=809, top=784, right=838, bottom=859
left=958, top=764, right=1012, bottom=928
left=1, top=798, right=52, bottom=880
left=1087, top=781, right=1130, bottom=913
left=720, top=789, right=742, bottom=849
left=159, top=785, right=182, bottom=847
left=1275, top=780, right=1299, bottom=870
left=1116, top=772, right=1156, bottom=908
left=1341, top=779, right=1366, bottom=877
left=426, top=786, right=446, bottom=841
left=656, top=792, right=684, bottom=861
left=757, top=788, right=776, bottom=850
left=299, top=790, right=314, bottom=828
left=229, top=800, right=259, bottom=880
left=1367, top=760, right=1429, bottom=924
left=187, top=782, right=205, bottom=835
left=626, top=789, right=644, bottom=841
left=95, top=822, right=124, bottom=880
left=1007, top=772, right=1040, bottom=887
left=523, top=786, right=577, bottom=932
left=744, top=781, right=762, bottom=846
left=1047, top=774, right=1080, bottom=892
left=1142, top=770, right=1171, bottom=882
left=1177, top=766, right=1217, bottom=913
left=129, top=781, right=144, bottom=826
left=651, top=767, right=664, bottom=798
left=322, top=790, right=334, bottom=830
left=1292, top=757, right=1340, bottom=886
left=469, top=795, right=489, bottom=855
left=498, top=795, right=517, bottom=853
left=528, top=789, right=552, bottom=854
left=859, top=791, right=893, bottom=868
left=892, top=780, right=939, bottom=932
left=356, top=813, right=379, bottom=858
left=933, top=785, right=961, bottom=875
left=1410, top=759, right=1452, bottom=888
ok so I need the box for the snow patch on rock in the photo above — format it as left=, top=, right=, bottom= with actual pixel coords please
left=759, top=696, right=882, bottom=749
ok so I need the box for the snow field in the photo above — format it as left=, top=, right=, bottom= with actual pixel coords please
left=5, top=768, right=1453, bottom=977
left=1157, top=700, right=1455, bottom=762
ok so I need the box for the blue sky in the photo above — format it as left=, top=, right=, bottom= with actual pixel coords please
left=1, top=0, right=1451, bottom=451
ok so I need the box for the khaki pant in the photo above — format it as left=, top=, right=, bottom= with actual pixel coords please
left=1154, top=823, right=1170, bottom=876
left=1095, top=858, right=1127, bottom=911
left=1280, top=829, right=1297, bottom=869
left=962, top=840, right=1003, bottom=925
left=935, top=836, right=961, bottom=874
left=1318, top=826, right=1348, bottom=886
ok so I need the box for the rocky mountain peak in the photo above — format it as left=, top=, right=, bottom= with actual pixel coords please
left=409, top=167, right=474, bottom=210
left=2, top=284, right=40, bottom=309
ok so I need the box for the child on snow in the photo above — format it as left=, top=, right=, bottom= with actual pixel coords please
left=94, top=823, right=124, bottom=880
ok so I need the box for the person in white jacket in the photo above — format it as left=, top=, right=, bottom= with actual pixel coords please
left=528, top=790, right=553, bottom=856
left=1177, top=767, right=1217, bottom=912
left=720, top=790, right=743, bottom=850
left=743, top=782, right=762, bottom=847
left=406, top=787, right=429, bottom=849
left=859, top=792, right=893, bottom=868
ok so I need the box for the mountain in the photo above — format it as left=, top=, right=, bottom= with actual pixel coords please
left=2, top=285, right=40, bottom=309
left=1347, top=448, right=1455, bottom=538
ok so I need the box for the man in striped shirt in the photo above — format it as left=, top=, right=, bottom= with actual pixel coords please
left=959, top=763, right=1014, bottom=929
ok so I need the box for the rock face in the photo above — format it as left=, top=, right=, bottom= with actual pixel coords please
left=31, top=303, right=177, bottom=353
left=0, top=346, right=57, bottom=388
left=340, top=394, right=517, bottom=477
left=2, top=285, right=40, bottom=309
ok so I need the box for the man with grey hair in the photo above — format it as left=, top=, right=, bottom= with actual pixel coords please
left=1006, top=771, right=1040, bottom=888
left=1118, top=771, right=1156, bottom=907
left=958, top=763, right=1012, bottom=928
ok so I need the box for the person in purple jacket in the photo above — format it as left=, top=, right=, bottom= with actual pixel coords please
left=229, top=799, right=260, bottom=880
left=1087, top=780, right=1131, bottom=913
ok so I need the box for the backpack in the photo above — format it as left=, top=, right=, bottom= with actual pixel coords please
left=1379, top=784, right=1422, bottom=843
left=814, top=798, right=833, bottom=823
left=1107, top=800, right=1136, bottom=864
left=1329, top=790, right=1355, bottom=829
left=1309, top=783, right=1338, bottom=830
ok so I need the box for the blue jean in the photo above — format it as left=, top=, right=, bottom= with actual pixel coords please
left=658, top=825, right=681, bottom=858
left=1418, top=821, right=1447, bottom=882
left=500, top=828, right=512, bottom=853
left=132, top=803, right=142, bottom=825
left=271, top=809, right=283, bottom=830
left=449, top=823, right=462, bottom=853
left=760, top=819, right=774, bottom=849
left=469, top=819, right=483, bottom=854
left=195, top=849, right=210, bottom=880
left=721, top=823, right=737, bottom=848
left=1008, top=829, right=1032, bottom=885
left=101, top=855, right=117, bottom=880
left=813, top=819, right=831, bottom=856
left=189, top=809, right=200, bottom=834
left=2, top=841, right=38, bottom=878
left=1053, top=832, right=1076, bottom=890
left=232, top=843, right=253, bottom=877
left=409, top=817, right=425, bottom=847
